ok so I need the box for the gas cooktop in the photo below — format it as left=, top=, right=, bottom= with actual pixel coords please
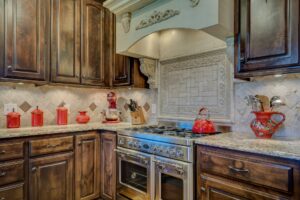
left=121, top=126, right=220, bottom=139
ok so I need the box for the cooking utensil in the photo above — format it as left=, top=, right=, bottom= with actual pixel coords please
left=255, top=95, right=271, bottom=111
left=245, top=95, right=262, bottom=111
left=270, top=96, right=286, bottom=111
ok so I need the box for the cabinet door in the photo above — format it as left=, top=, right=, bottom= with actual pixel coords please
left=81, top=0, right=107, bottom=86
left=75, top=132, right=100, bottom=200
left=100, top=132, right=117, bottom=200
left=29, top=152, right=74, bottom=200
left=112, top=54, right=131, bottom=86
left=51, top=0, right=81, bottom=84
left=1, top=0, right=50, bottom=81
left=200, top=174, right=288, bottom=200
left=235, top=0, right=300, bottom=77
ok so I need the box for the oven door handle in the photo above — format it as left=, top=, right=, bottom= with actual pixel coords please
left=115, top=149, right=149, bottom=165
left=153, top=160, right=185, bottom=175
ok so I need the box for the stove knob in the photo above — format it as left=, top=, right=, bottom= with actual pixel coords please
left=152, top=146, right=158, bottom=152
left=176, top=150, right=184, bottom=158
left=169, top=149, right=176, bottom=157
left=143, top=144, right=150, bottom=150
left=128, top=141, right=133, bottom=147
left=118, top=138, right=125, bottom=145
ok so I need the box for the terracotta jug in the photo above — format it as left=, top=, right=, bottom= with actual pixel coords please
left=76, top=111, right=90, bottom=124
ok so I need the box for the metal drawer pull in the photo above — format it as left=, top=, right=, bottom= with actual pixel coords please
left=0, top=171, right=7, bottom=177
left=201, top=187, right=206, bottom=192
left=228, top=165, right=249, bottom=173
left=0, top=197, right=6, bottom=200
left=0, top=150, right=6, bottom=154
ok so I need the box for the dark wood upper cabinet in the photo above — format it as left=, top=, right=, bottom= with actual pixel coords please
left=0, top=0, right=50, bottom=81
left=235, top=0, right=300, bottom=78
left=100, top=132, right=117, bottom=200
left=112, top=54, right=131, bottom=86
left=81, top=0, right=107, bottom=86
left=51, top=0, right=81, bottom=84
left=75, top=132, right=100, bottom=200
left=29, top=152, right=74, bottom=200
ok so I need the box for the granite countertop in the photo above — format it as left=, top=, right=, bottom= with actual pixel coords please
left=0, top=122, right=150, bottom=139
left=195, top=132, right=300, bottom=161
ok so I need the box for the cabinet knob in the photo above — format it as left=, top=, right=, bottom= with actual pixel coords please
left=0, top=150, right=6, bottom=154
left=32, top=167, right=37, bottom=172
left=0, top=197, right=6, bottom=200
left=7, top=65, right=13, bottom=71
left=0, top=171, right=6, bottom=177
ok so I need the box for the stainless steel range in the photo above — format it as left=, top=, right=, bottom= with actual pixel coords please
left=116, top=126, right=218, bottom=200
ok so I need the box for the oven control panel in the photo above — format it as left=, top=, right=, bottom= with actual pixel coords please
left=117, top=135, right=192, bottom=162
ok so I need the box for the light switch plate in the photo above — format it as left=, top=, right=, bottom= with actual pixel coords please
left=151, top=104, right=157, bottom=114
left=4, top=103, right=18, bottom=115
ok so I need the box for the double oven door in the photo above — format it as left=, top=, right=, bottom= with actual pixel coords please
left=116, top=147, right=193, bottom=200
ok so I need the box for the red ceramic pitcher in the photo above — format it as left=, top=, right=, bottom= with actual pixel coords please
left=250, top=111, right=285, bottom=139
left=76, top=111, right=90, bottom=124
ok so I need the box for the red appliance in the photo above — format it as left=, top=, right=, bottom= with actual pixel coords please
left=192, top=107, right=216, bottom=134
left=31, top=106, right=43, bottom=127
left=76, top=111, right=90, bottom=124
left=250, top=111, right=286, bottom=139
left=57, top=106, right=68, bottom=125
left=102, top=92, right=120, bottom=123
left=7, top=109, right=21, bottom=128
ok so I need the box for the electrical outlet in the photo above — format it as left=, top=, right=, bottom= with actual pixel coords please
left=151, top=104, right=157, bottom=114
left=4, top=103, right=18, bottom=115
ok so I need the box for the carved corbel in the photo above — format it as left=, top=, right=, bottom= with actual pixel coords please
left=121, top=12, right=131, bottom=33
left=139, top=58, right=158, bottom=89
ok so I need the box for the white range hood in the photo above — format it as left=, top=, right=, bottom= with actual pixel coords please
left=104, top=0, right=233, bottom=59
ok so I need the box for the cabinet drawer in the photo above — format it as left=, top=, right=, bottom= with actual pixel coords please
left=0, top=183, right=24, bottom=200
left=200, top=151, right=293, bottom=193
left=0, top=142, right=24, bottom=161
left=0, top=160, right=24, bottom=186
left=30, top=136, right=73, bottom=156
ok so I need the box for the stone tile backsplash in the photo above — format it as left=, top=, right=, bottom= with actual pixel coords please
left=0, top=83, right=157, bottom=128
left=232, top=74, right=300, bottom=139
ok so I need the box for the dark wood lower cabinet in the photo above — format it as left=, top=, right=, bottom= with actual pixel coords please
left=75, top=132, right=100, bottom=200
left=0, top=183, right=24, bottom=200
left=29, top=152, right=74, bottom=200
left=100, top=132, right=117, bottom=200
left=197, top=145, right=300, bottom=200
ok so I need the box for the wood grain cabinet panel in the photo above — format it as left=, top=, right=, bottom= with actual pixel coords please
left=0, top=183, right=24, bottom=200
left=75, top=132, right=100, bottom=200
left=0, top=160, right=24, bottom=187
left=100, top=132, right=117, bottom=200
left=81, top=0, right=107, bottom=86
left=51, top=0, right=81, bottom=84
left=29, top=136, right=73, bottom=156
left=112, top=54, right=131, bottom=86
left=29, top=152, right=74, bottom=200
left=0, top=0, right=50, bottom=81
left=235, top=0, right=300, bottom=77
left=0, top=142, right=24, bottom=161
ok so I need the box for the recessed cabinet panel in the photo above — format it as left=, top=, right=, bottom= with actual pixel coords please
left=82, top=0, right=105, bottom=86
left=113, top=54, right=131, bottom=86
left=51, top=0, right=81, bottom=83
left=235, top=0, right=300, bottom=77
left=2, top=0, right=49, bottom=80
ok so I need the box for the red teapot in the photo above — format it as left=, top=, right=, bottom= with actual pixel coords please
left=192, top=108, right=216, bottom=134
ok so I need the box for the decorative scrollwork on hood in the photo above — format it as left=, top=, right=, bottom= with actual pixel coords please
left=190, top=0, right=200, bottom=7
left=136, top=9, right=180, bottom=30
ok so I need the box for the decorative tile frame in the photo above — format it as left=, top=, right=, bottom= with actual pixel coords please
left=158, top=49, right=234, bottom=124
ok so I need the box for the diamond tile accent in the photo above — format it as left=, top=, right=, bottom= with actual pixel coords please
left=19, top=101, right=32, bottom=112
left=58, top=101, right=66, bottom=107
left=89, top=103, right=97, bottom=111
left=124, top=103, right=129, bottom=111
left=143, top=102, right=150, bottom=112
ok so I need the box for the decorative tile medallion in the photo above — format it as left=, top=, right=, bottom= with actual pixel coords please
left=143, top=102, right=150, bottom=112
left=19, top=101, right=32, bottom=112
left=89, top=103, right=97, bottom=111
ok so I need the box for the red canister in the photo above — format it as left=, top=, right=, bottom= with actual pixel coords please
left=31, top=106, right=44, bottom=127
left=57, top=106, right=68, bottom=125
left=7, top=109, right=21, bottom=128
